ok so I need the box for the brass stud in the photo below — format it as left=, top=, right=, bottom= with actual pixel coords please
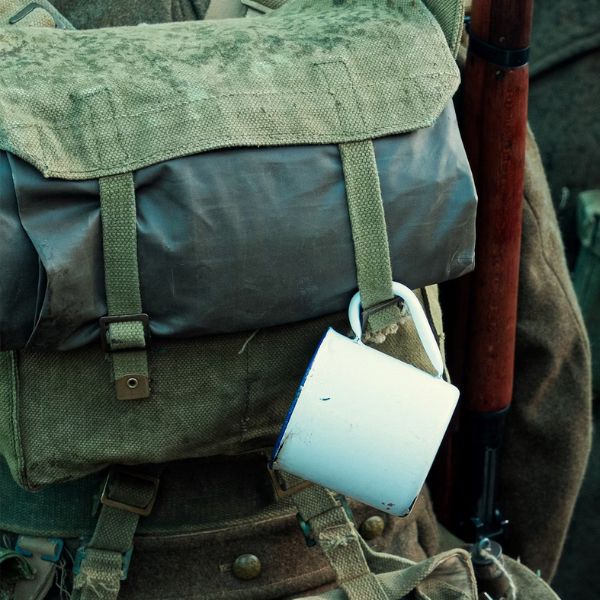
left=232, top=554, right=262, bottom=581
left=360, top=515, right=385, bottom=540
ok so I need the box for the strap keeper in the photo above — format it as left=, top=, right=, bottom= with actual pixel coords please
left=100, top=469, right=159, bottom=517
left=267, top=467, right=313, bottom=500
left=360, top=297, right=404, bottom=334
left=99, top=314, right=150, bottom=353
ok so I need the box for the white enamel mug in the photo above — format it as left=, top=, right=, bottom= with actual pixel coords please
left=271, top=282, right=459, bottom=517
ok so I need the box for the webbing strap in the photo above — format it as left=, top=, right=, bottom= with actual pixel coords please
left=290, top=481, right=389, bottom=600
left=72, top=470, right=160, bottom=600
left=99, top=173, right=150, bottom=400
left=204, top=0, right=286, bottom=19
left=339, top=140, right=401, bottom=335
left=0, top=0, right=73, bottom=28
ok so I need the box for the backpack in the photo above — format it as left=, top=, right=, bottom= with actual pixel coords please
left=0, top=1, right=510, bottom=598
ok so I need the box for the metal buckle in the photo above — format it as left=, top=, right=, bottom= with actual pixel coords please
left=267, top=467, right=313, bottom=500
left=100, top=469, right=159, bottom=517
left=99, top=313, right=150, bottom=353
left=360, top=297, right=403, bottom=332
left=296, top=494, right=354, bottom=548
left=73, top=546, right=133, bottom=581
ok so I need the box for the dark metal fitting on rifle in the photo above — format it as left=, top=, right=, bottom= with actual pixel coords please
left=469, top=539, right=512, bottom=600
left=99, top=313, right=150, bottom=353
left=360, top=296, right=404, bottom=333
left=468, top=33, right=530, bottom=69
left=100, top=468, right=160, bottom=516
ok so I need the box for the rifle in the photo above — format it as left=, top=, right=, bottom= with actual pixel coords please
left=432, top=0, right=534, bottom=596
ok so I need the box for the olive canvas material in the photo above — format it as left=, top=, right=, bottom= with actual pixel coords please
left=0, top=0, right=469, bottom=489
left=0, top=287, right=449, bottom=490
left=0, top=453, right=558, bottom=600
left=0, top=0, right=592, bottom=597
left=0, top=102, right=476, bottom=351
left=0, top=1, right=460, bottom=180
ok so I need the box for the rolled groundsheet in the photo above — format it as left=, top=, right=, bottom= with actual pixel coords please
left=0, top=102, right=476, bottom=351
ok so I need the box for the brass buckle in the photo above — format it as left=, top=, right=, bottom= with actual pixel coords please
left=267, top=467, right=312, bottom=500
left=100, top=469, right=159, bottom=517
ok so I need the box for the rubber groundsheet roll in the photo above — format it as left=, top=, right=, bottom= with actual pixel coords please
left=0, top=103, right=476, bottom=351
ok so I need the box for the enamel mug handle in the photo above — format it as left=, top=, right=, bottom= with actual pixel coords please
left=348, top=282, right=445, bottom=378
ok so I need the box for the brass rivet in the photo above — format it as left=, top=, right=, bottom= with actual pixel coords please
left=127, top=377, right=139, bottom=389
left=232, top=554, right=262, bottom=580
left=360, top=515, right=385, bottom=540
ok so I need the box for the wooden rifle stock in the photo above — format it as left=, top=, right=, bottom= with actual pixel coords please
left=431, top=0, right=534, bottom=542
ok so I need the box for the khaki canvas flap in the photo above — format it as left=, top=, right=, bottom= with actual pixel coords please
left=0, top=0, right=460, bottom=180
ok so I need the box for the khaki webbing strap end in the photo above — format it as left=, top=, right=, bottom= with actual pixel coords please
left=340, top=140, right=401, bottom=337
left=287, top=477, right=389, bottom=600
left=204, top=0, right=286, bottom=19
left=72, top=468, right=160, bottom=600
left=2, top=1, right=73, bottom=28
left=99, top=173, right=150, bottom=400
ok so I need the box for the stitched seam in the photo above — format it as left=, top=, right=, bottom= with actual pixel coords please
left=38, top=113, right=444, bottom=178
left=2, top=72, right=458, bottom=129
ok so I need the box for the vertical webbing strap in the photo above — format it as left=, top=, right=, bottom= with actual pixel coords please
left=72, top=470, right=160, bottom=600
left=290, top=482, right=389, bottom=600
left=339, top=140, right=401, bottom=336
left=99, top=173, right=150, bottom=400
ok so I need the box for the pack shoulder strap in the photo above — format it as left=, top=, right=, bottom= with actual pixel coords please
left=291, top=482, right=389, bottom=600
left=72, top=468, right=160, bottom=600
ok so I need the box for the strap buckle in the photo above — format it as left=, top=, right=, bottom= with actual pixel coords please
left=296, top=495, right=354, bottom=547
left=360, top=297, right=403, bottom=332
left=99, top=313, right=150, bottom=353
left=100, top=469, right=159, bottom=517
left=267, top=467, right=313, bottom=500
left=73, top=547, right=133, bottom=581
